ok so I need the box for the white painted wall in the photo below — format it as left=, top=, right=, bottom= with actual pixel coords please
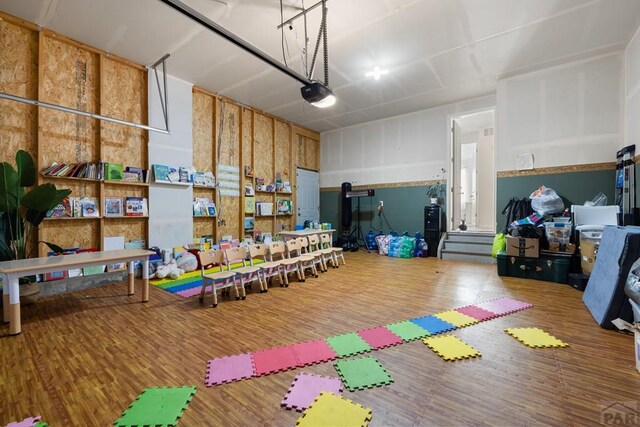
left=320, top=95, right=496, bottom=188
left=148, top=73, right=193, bottom=250
left=496, top=52, right=624, bottom=171
left=626, top=26, right=640, bottom=146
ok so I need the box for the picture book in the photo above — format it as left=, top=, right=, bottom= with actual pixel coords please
left=47, top=198, right=69, bottom=218
left=244, top=196, right=255, bottom=214
left=71, top=197, right=82, bottom=217
left=179, top=167, right=190, bottom=183
left=244, top=217, right=254, bottom=230
left=105, top=163, right=124, bottom=181
left=207, top=200, right=216, bottom=216
left=192, top=172, right=207, bottom=186
left=167, top=166, right=180, bottom=182
left=125, top=197, right=145, bottom=216
left=193, top=200, right=203, bottom=216
left=80, top=197, right=99, bottom=217
left=277, top=198, right=292, bottom=214
left=203, top=171, right=215, bottom=187
left=153, top=164, right=170, bottom=182
left=104, top=197, right=123, bottom=217
left=245, top=184, right=255, bottom=196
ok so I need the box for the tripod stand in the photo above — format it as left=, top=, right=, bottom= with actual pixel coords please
left=349, top=197, right=370, bottom=252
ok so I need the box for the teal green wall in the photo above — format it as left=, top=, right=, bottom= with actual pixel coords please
left=320, top=185, right=445, bottom=237
left=496, top=169, right=616, bottom=232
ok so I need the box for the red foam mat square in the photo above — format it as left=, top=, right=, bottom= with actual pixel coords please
left=357, top=326, right=403, bottom=349
left=291, top=339, right=338, bottom=366
left=252, top=346, right=300, bottom=376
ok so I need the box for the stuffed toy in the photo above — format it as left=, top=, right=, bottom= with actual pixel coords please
left=176, top=251, right=198, bottom=272
left=155, top=259, right=185, bottom=280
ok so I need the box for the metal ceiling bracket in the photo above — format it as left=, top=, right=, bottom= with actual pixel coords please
left=0, top=54, right=172, bottom=135
left=276, top=0, right=329, bottom=30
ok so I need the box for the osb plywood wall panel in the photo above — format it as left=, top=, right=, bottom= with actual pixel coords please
left=216, top=100, right=240, bottom=240
left=0, top=19, right=38, bottom=160
left=103, top=185, right=145, bottom=200
left=254, top=113, right=273, bottom=181
left=40, top=220, right=99, bottom=251
left=254, top=217, right=273, bottom=235
left=40, top=35, right=99, bottom=167
left=103, top=218, right=146, bottom=242
left=101, top=57, right=146, bottom=167
left=307, top=137, right=319, bottom=170
left=275, top=120, right=290, bottom=182
left=193, top=218, right=215, bottom=240
left=242, top=108, right=252, bottom=170
left=192, top=90, right=214, bottom=172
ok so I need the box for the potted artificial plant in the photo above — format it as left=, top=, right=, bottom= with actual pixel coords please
left=0, top=150, right=71, bottom=302
left=427, top=168, right=446, bottom=205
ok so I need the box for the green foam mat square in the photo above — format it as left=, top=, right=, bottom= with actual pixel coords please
left=325, top=333, right=372, bottom=358
left=114, top=386, right=196, bottom=427
left=334, top=356, right=393, bottom=392
left=386, top=321, right=431, bottom=342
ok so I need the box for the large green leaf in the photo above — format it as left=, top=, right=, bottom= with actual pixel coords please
left=0, top=213, right=15, bottom=261
left=23, top=187, right=71, bottom=227
left=50, top=188, right=72, bottom=210
left=0, top=162, right=19, bottom=212
left=20, top=183, right=57, bottom=211
left=15, top=150, right=36, bottom=187
left=42, top=241, right=64, bottom=255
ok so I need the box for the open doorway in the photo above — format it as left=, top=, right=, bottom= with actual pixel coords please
left=449, top=109, right=496, bottom=232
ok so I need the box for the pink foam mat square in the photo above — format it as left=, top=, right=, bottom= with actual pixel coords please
left=205, top=353, right=255, bottom=386
left=6, top=416, right=41, bottom=427
left=291, top=339, right=338, bottom=366
left=281, top=373, right=343, bottom=411
left=476, top=297, right=533, bottom=316
left=252, top=346, right=300, bottom=376
left=455, top=305, right=499, bottom=321
left=357, top=326, right=403, bottom=349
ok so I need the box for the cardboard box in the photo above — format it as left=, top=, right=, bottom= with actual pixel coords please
left=612, top=319, right=640, bottom=373
left=506, top=236, right=539, bottom=258
left=580, top=237, right=598, bottom=275
left=548, top=242, right=576, bottom=254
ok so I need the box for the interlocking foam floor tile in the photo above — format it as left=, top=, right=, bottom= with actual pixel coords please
left=325, top=333, right=373, bottom=358
left=357, top=327, right=403, bottom=349
left=291, top=339, right=338, bottom=366
left=410, top=315, right=456, bottom=335
left=334, top=356, right=393, bottom=392
left=505, top=327, right=569, bottom=348
left=433, top=310, right=479, bottom=327
left=385, top=321, right=431, bottom=342
left=296, top=392, right=372, bottom=427
left=6, top=416, right=43, bottom=427
left=476, top=297, right=533, bottom=316
left=114, top=386, right=196, bottom=427
left=252, top=345, right=299, bottom=376
left=205, top=353, right=255, bottom=386
left=422, top=335, right=481, bottom=361
left=282, top=373, right=344, bottom=411
left=455, top=305, right=499, bottom=321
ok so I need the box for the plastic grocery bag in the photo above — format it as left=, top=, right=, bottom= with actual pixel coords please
left=388, top=236, right=401, bottom=257
left=375, top=235, right=390, bottom=256
left=398, top=236, right=415, bottom=258
left=492, top=232, right=506, bottom=258
left=530, top=185, right=564, bottom=215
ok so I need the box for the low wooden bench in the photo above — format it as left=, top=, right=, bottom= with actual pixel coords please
left=1, top=249, right=154, bottom=336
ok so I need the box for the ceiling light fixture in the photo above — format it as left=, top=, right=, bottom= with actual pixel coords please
left=365, top=66, right=389, bottom=80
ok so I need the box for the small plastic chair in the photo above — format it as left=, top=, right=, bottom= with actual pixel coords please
left=299, top=236, right=327, bottom=273
left=269, top=241, right=303, bottom=283
left=224, top=246, right=263, bottom=294
left=320, top=233, right=345, bottom=267
left=198, top=249, right=240, bottom=308
left=286, top=238, right=318, bottom=280
left=249, top=243, right=286, bottom=288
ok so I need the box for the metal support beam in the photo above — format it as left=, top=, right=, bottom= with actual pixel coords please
left=0, top=54, right=171, bottom=135
left=276, top=0, right=328, bottom=30
left=158, top=0, right=312, bottom=86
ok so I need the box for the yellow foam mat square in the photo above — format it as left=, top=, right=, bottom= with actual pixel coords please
left=422, top=335, right=481, bottom=361
left=504, top=327, right=568, bottom=348
left=433, top=310, right=479, bottom=327
left=296, top=392, right=372, bottom=427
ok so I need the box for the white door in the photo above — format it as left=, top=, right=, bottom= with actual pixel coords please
left=296, top=168, right=319, bottom=225
left=450, top=110, right=496, bottom=232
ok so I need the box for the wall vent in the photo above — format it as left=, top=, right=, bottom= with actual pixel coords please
left=484, top=127, right=494, bottom=137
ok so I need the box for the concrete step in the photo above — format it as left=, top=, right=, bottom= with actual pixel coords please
left=440, top=250, right=496, bottom=264
left=446, top=232, right=495, bottom=244
left=443, top=241, right=492, bottom=255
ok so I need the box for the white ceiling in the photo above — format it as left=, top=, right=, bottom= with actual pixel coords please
left=1, top=0, right=640, bottom=133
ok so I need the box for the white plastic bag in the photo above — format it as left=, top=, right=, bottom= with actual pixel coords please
left=530, top=185, right=564, bottom=215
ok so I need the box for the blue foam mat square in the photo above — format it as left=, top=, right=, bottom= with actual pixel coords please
left=410, top=315, right=456, bottom=335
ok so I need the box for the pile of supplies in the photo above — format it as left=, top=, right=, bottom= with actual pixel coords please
left=374, top=231, right=428, bottom=258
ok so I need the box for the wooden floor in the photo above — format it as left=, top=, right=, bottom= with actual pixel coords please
left=1, top=251, right=638, bottom=426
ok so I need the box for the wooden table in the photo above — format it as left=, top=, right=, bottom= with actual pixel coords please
left=279, top=229, right=335, bottom=240
left=1, top=249, right=154, bottom=336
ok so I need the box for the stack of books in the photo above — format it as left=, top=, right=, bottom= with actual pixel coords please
left=46, top=196, right=100, bottom=218
left=193, top=198, right=216, bottom=216
left=42, top=162, right=103, bottom=180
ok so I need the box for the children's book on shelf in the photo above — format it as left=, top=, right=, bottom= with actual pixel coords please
left=125, top=197, right=147, bottom=216
left=123, top=166, right=144, bottom=182
left=193, top=198, right=215, bottom=216
left=104, top=197, right=124, bottom=217
left=193, top=200, right=202, bottom=216
left=256, top=202, right=273, bottom=216
left=152, top=164, right=170, bottom=182
left=207, top=200, right=216, bottom=216
left=71, top=197, right=82, bottom=217
left=167, top=166, right=180, bottom=182
left=244, top=217, right=254, bottom=231
left=80, top=197, right=99, bottom=217
left=105, top=163, right=124, bottom=181
left=244, top=196, right=255, bottom=214
left=192, top=172, right=206, bottom=186
left=255, top=177, right=266, bottom=191
left=47, top=198, right=69, bottom=218
left=277, top=198, right=292, bottom=214
left=192, top=171, right=216, bottom=188
left=179, top=167, right=190, bottom=183
left=245, top=184, right=255, bottom=196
